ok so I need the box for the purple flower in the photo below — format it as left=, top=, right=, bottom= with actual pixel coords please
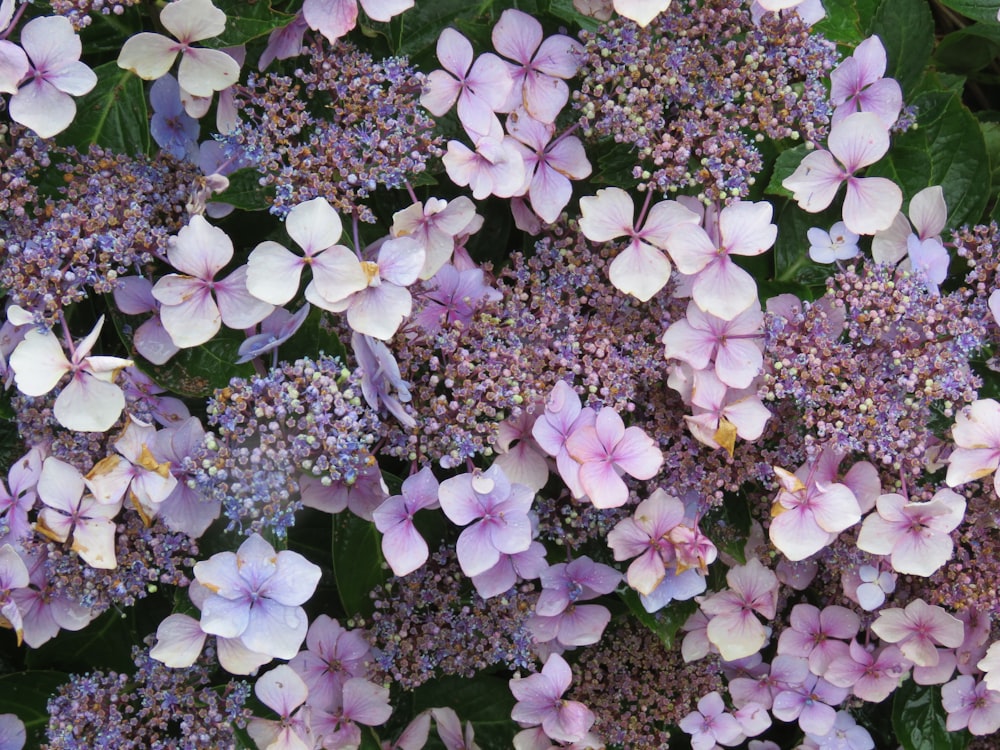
left=607, top=489, right=685, bottom=595
left=194, top=533, right=322, bottom=659
left=0, top=713, right=25, bottom=750
left=662, top=301, right=764, bottom=389
left=830, top=36, right=903, bottom=128
left=412, top=265, right=502, bottom=334
left=438, top=465, right=534, bottom=577
left=509, top=653, right=595, bottom=744
left=528, top=556, right=620, bottom=647
left=113, top=276, right=179, bottom=365
left=824, top=640, right=909, bottom=702
left=771, top=669, right=849, bottom=735
left=870, top=599, right=965, bottom=667
left=678, top=691, right=744, bottom=750
left=782, top=112, right=902, bottom=236
left=8, top=16, right=96, bottom=139
left=236, top=304, right=311, bottom=365
left=0, top=447, right=42, bottom=549
left=941, top=675, right=1000, bottom=735
left=149, top=74, right=200, bottom=160
left=150, top=416, right=221, bottom=538
left=421, top=28, right=513, bottom=126
left=700, top=558, right=779, bottom=661
left=564, top=406, right=663, bottom=509
left=372, top=466, right=439, bottom=576
left=352, top=332, right=415, bottom=428
left=289, top=615, right=371, bottom=711
left=776, top=604, right=859, bottom=677
left=152, top=216, right=274, bottom=348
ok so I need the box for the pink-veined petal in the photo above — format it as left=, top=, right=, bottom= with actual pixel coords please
left=782, top=150, right=844, bottom=213
left=608, top=240, right=672, bottom=301
left=9, top=79, right=77, bottom=139
left=842, top=176, right=903, bottom=235
left=303, top=0, right=358, bottom=43
left=691, top=259, right=759, bottom=321
left=578, top=187, right=634, bottom=242
left=177, top=46, right=241, bottom=97
left=117, top=33, right=178, bottom=81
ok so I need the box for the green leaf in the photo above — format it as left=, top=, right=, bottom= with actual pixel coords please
left=395, top=0, right=485, bottom=61
left=58, top=62, right=149, bottom=155
left=765, top=144, right=810, bottom=200
left=411, top=674, right=517, bottom=750
left=593, top=141, right=641, bottom=191
left=269, top=307, right=347, bottom=365
left=619, top=589, right=696, bottom=649
left=892, top=679, right=970, bottom=750
left=0, top=670, right=70, bottom=747
left=869, top=0, right=935, bottom=96
left=866, top=90, right=991, bottom=229
left=202, top=0, right=295, bottom=48
left=331, top=513, right=387, bottom=618
left=140, top=331, right=256, bottom=399
left=215, top=168, right=275, bottom=212
left=979, top=117, right=1000, bottom=194
left=935, top=26, right=1000, bottom=74
left=814, top=0, right=866, bottom=44
left=937, top=0, right=1000, bottom=23
left=548, top=0, right=601, bottom=32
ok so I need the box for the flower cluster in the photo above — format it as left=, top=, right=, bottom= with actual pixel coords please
left=193, top=355, right=382, bottom=536
left=230, top=38, right=443, bottom=221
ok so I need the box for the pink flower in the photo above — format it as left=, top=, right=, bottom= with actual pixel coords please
left=509, top=653, right=595, bottom=744
left=35, top=458, right=120, bottom=570
left=946, top=399, right=1000, bottom=494
left=768, top=465, right=862, bottom=562
left=531, top=381, right=595, bottom=499
left=700, top=558, right=779, bottom=661
left=247, top=665, right=315, bottom=750
left=528, top=556, right=620, bottom=647
left=247, top=196, right=365, bottom=307
left=662, top=301, right=764, bottom=389
left=8, top=316, right=132, bottom=433
left=442, top=111, right=527, bottom=201
left=113, top=276, right=179, bottom=365
left=471, top=541, right=548, bottom=599
left=856, top=489, right=965, bottom=577
left=372, top=467, right=440, bottom=576
left=117, top=0, right=240, bottom=98
left=507, top=112, right=592, bottom=224
left=682, top=370, right=772, bottom=456
left=391, top=197, right=478, bottom=280
left=565, top=406, right=663, bottom=509
left=305, top=236, right=425, bottom=341
left=941, top=675, right=1000, bottom=735
left=303, top=0, right=412, bottom=43
left=579, top=187, right=700, bottom=302
left=438, top=465, right=534, bottom=577
left=667, top=201, right=775, bottom=320
left=494, top=409, right=550, bottom=492
left=289, top=615, right=371, bottom=711
left=421, top=28, right=513, bottom=126
left=830, top=36, right=902, bottom=128
left=8, top=16, right=96, bottom=139
left=777, top=604, right=860, bottom=677
left=606, top=489, right=685, bottom=595
left=871, top=599, right=965, bottom=667
left=153, top=216, right=274, bottom=348
left=678, top=691, right=744, bottom=750
left=492, top=9, right=583, bottom=123
left=872, top=184, right=948, bottom=265
left=824, top=640, right=909, bottom=702
left=771, top=671, right=849, bottom=735
left=782, top=112, right=902, bottom=235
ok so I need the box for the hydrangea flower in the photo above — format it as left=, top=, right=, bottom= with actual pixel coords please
left=769, top=464, right=862, bottom=562
left=421, top=28, right=513, bottom=126
left=149, top=73, right=199, bottom=160
left=829, top=36, right=903, bottom=128
left=871, top=599, right=965, bottom=667
left=565, top=406, right=663, bottom=508
left=678, top=691, right=743, bottom=750
left=856, top=489, right=966, bottom=576
left=391, top=197, right=478, bottom=280
left=117, top=0, right=241, bottom=98
left=113, top=276, right=179, bottom=366
left=289, top=615, right=371, bottom=711
left=946, top=399, right=1000, bottom=494
left=662, top=301, right=764, bottom=389
left=438, top=465, right=534, bottom=577
left=941, top=676, right=1000, bottom=735
left=247, top=664, right=315, bottom=750
left=509, top=653, right=595, bottom=744
left=8, top=316, right=132, bottom=433
left=606, top=489, right=685, bottom=595
left=872, top=185, right=948, bottom=264
left=194, top=533, right=322, bottom=660
left=700, top=558, right=779, bottom=661
left=667, top=201, right=776, bottom=320
left=491, top=9, right=583, bottom=123
left=153, top=215, right=274, bottom=348
left=35, top=457, right=120, bottom=570
left=7, top=16, right=97, bottom=139
left=372, top=466, right=440, bottom=576
left=303, top=0, right=413, bottom=44
left=782, top=112, right=902, bottom=236
left=807, top=222, right=860, bottom=264
left=579, top=187, right=700, bottom=302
